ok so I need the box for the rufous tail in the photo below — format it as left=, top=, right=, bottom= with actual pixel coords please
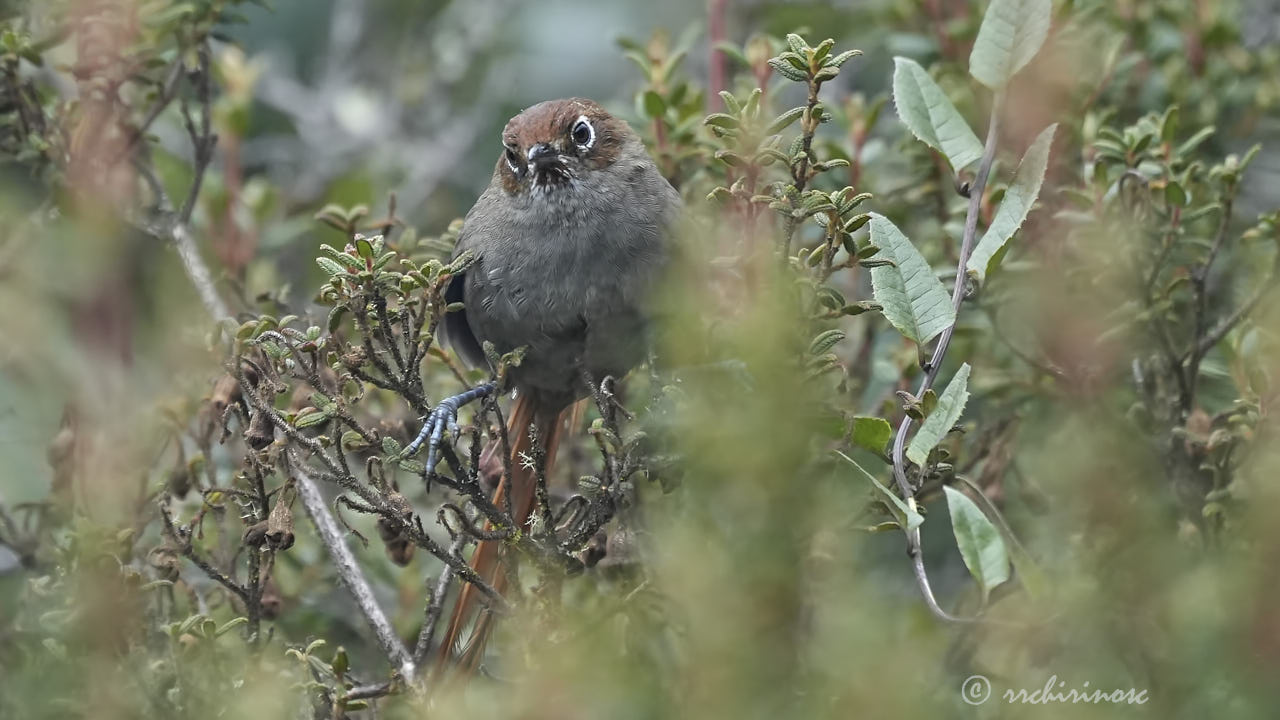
left=431, top=393, right=569, bottom=678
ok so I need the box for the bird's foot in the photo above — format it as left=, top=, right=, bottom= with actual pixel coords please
left=405, top=382, right=497, bottom=475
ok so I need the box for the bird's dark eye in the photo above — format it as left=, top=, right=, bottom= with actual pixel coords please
left=504, top=146, right=522, bottom=174
left=571, top=117, right=594, bottom=149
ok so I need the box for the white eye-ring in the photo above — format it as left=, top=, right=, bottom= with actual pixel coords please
left=503, top=144, right=522, bottom=174
left=571, top=115, right=594, bottom=149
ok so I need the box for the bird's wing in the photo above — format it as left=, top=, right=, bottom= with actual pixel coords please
left=441, top=265, right=487, bottom=371
left=440, top=184, right=501, bottom=371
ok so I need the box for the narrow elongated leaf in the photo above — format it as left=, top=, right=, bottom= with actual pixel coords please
left=944, top=485, right=1010, bottom=600
left=906, top=363, right=970, bottom=465
left=892, top=57, right=984, bottom=170
left=836, top=451, right=923, bottom=531
left=316, top=257, right=346, bottom=277
left=958, top=476, right=1046, bottom=598
left=967, top=123, right=1057, bottom=281
left=969, top=0, right=1052, bottom=89
left=869, top=214, right=955, bottom=344
left=850, top=416, right=893, bottom=455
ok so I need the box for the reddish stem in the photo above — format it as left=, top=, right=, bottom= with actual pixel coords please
left=707, top=0, right=729, bottom=111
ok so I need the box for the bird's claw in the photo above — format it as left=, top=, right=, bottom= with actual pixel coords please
left=405, top=382, right=497, bottom=476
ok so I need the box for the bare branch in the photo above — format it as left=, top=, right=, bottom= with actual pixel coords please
left=293, top=457, right=416, bottom=678
left=413, top=535, right=467, bottom=668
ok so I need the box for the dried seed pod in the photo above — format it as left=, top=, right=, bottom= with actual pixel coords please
left=385, top=491, right=413, bottom=520
left=340, top=347, right=367, bottom=368
left=265, top=486, right=296, bottom=550
left=375, top=515, right=415, bottom=566
left=245, top=409, right=275, bottom=450
left=209, top=373, right=241, bottom=415
left=242, top=520, right=270, bottom=548
left=375, top=516, right=400, bottom=543
left=579, top=529, right=608, bottom=569
left=385, top=537, right=415, bottom=566
left=167, top=466, right=193, bottom=499
left=148, top=547, right=181, bottom=582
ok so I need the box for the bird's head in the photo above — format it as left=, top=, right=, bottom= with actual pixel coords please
left=495, top=98, right=633, bottom=196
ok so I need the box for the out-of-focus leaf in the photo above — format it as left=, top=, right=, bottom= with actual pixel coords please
left=642, top=90, right=666, bottom=118
left=836, top=451, right=924, bottom=531
left=944, top=485, right=1010, bottom=600
left=969, top=0, right=1052, bottom=89
left=808, top=329, right=846, bottom=355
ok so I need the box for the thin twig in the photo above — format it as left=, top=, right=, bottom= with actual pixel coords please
left=1185, top=196, right=1237, bottom=406
left=294, top=456, right=415, bottom=678
left=159, top=504, right=250, bottom=606
left=1184, top=250, right=1279, bottom=365
left=412, top=535, right=466, bottom=667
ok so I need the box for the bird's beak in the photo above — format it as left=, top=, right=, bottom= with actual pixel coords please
left=528, top=143, right=569, bottom=186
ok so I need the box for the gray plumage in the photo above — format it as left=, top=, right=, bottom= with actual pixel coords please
left=442, top=98, right=681, bottom=411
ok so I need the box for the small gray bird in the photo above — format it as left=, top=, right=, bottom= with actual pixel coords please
left=414, top=98, right=681, bottom=676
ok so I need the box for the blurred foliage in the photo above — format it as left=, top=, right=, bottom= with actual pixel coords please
left=2, top=0, right=1280, bottom=719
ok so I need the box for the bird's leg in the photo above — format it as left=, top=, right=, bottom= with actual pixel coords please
left=406, top=382, right=497, bottom=475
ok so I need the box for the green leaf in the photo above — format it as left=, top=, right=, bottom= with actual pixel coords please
left=835, top=451, right=923, bottom=531
left=966, top=123, right=1056, bottom=281
left=786, top=33, right=807, bottom=55
left=850, top=416, right=893, bottom=455
left=704, top=113, right=740, bottom=129
left=340, top=430, right=369, bottom=450
left=943, top=485, right=1010, bottom=600
left=332, top=646, right=349, bottom=676
left=841, top=301, right=881, bottom=316
left=811, top=38, right=834, bottom=65
left=969, top=0, right=1052, bottom=89
left=642, top=90, right=666, bottom=118
left=956, top=476, right=1046, bottom=598
left=766, top=106, right=806, bottom=135
left=718, top=90, right=742, bottom=114
left=327, top=305, right=349, bottom=333
left=294, top=411, right=331, bottom=429
left=768, top=56, right=809, bottom=82
left=892, top=57, right=984, bottom=171
left=808, top=329, right=846, bottom=355
left=1176, top=126, right=1215, bottom=156
left=868, top=214, right=955, bottom=344
left=906, top=364, right=970, bottom=465
left=828, top=49, right=862, bottom=68
left=316, top=257, right=346, bottom=277
left=215, top=617, right=249, bottom=638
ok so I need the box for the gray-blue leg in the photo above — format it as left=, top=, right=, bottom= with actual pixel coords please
left=405, top=382, right=497, bottom=475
